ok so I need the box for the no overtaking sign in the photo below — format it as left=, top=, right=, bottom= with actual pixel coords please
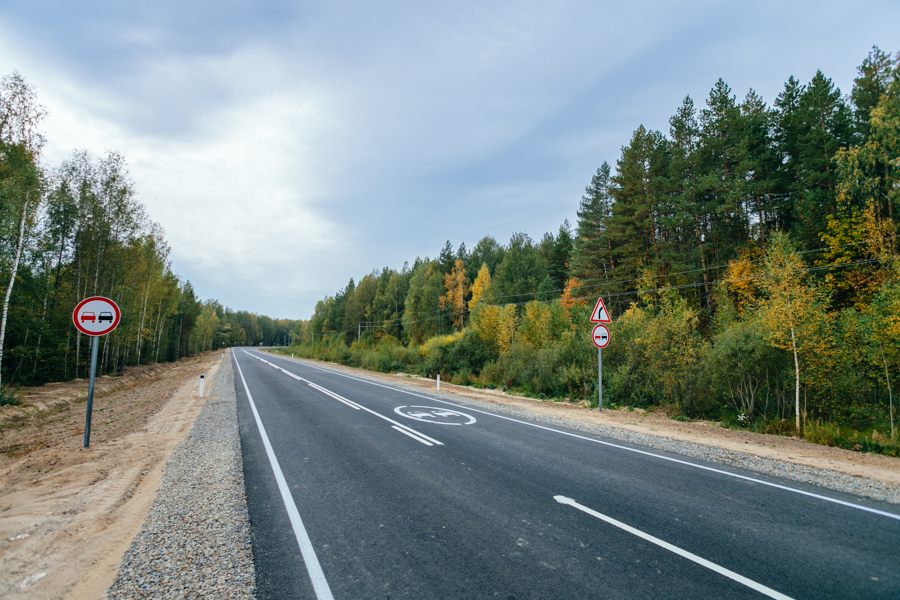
left=73, top=296, right=121, bottom=336
left=72, top=296, right=120, bottom=448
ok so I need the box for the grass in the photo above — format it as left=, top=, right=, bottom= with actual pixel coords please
left=0, top=387, right=20, bottom=407
left=803, top=420, right=900, bottom=457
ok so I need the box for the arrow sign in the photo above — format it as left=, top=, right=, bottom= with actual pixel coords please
left=590, top=296, right=611, bottom=323
left=591, top=324, right=610, bottom=348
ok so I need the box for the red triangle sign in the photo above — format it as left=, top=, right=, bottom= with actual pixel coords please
left=590, top=296, right=611, bottom=323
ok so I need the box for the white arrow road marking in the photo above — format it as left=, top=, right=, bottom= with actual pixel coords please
left=233, top=352, right=334, bottom=600
left=553, top=495, right=794, bottom=600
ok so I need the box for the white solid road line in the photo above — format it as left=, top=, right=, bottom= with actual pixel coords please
left=276, top=354, right=900, bottom=522
left=553, top=495, right=794, bottom=600
left=234, top=352, right=335, bottom=600
left=307, top=381, right=362, bottom=410
left=391, top=425, right=435, bottom=446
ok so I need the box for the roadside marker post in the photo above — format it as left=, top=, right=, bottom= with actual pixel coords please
left=199, top=375, right=205, bottom=398
left=590, top=298, right=611, bottom=413
left=72, top=296, right=121, bottom=448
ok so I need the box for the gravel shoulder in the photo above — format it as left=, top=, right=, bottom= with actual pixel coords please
left=275, top=353, right=900, bottom=505
left=106, top=352, right=255, bottom=599
left=0, top=352, right=221, bottom=599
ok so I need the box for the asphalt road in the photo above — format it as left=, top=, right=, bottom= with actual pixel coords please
left=233, top=349, right=900, bottom=599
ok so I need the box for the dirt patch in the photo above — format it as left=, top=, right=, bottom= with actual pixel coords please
left=286, top=356, right=900, bottom=488
left=0, top=351, right=224, bottom=599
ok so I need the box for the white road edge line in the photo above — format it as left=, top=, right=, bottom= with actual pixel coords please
left=234, top=352, right=335, bottom=600
left=391, top=425, right=434, bottom=446
left=267, top=353, right=900, bottom=522
left=554, top=495, right=793, bottom=600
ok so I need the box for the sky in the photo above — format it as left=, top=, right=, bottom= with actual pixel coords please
left=1, top=1, right=897, bottom=319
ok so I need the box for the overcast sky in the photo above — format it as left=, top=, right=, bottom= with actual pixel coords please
left=1, top=1, right=897, bottom=319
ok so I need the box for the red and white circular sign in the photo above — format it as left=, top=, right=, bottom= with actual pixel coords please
left=73, top=296, right=121, bottom=336
left=591, top=323, right=610, bottom=349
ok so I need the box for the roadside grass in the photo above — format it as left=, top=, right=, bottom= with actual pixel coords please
left=803, top=419, right=900, bottom=457
left=0, top=387, right=20, bottom=407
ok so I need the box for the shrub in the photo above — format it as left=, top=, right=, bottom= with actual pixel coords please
left=0, top=388, right=19, bottom=407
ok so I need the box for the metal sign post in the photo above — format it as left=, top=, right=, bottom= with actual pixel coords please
left=72, top=296, right=121, bottom=448
left=590, top=303, right=611, bottom=413
left=84, top=336, right=99, bottom=447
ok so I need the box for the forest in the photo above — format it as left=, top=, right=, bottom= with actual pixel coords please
left=289, top=47, right=900, bottom=454
left=0, top=72, right=297, bottom=400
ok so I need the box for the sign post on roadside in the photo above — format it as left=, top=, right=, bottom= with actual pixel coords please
left=72, top=296, right=121, bottom=448
left=590, top=297, right=611, bottom=412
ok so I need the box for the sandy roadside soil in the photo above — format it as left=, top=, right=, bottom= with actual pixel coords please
left=274, top=353, right=900, bottom=488
left=0, top=351, right=223, bottom=599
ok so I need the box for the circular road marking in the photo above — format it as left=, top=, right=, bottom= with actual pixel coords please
left=394, top=406, right=476, bottom=426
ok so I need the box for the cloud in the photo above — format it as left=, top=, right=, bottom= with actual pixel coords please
left=1, top=0, right=899, bottom=318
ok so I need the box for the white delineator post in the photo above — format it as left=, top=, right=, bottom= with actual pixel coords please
left=437, top=374, right=440, bottom=391
left=199, top=375, right=205, bottom=397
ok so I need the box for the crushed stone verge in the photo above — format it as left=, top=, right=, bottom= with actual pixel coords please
left=106, top=354, right=256, bottom=599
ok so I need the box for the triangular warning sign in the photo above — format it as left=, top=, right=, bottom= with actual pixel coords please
left=590, top=296, right=611, bottom=323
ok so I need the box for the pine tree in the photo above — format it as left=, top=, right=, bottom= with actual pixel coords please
left=792, top=70, right=853, bottom=248
left=438, top=240, right=455, bottom=275
left=572, top=162, right=614, bottom=287
left=773, top=76, right=805, bottom=232
left=852, top=46, right=896, bottom=142
left=549, top=220, right=573, bottom=289
left=699, top=79, right=748, bottom=255
left=608, top=126, right=670, bottom=285
left=493, top=232, right=546, bottom=300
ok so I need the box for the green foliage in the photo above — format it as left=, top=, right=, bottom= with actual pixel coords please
left=286, top=46, right=900, bottom=454
left=0, top=387, right=19, bottom=406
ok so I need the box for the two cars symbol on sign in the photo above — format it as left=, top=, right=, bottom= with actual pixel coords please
left=592, top=324, right=610, bottom=348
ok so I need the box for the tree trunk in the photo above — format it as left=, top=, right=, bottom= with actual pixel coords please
left=790, top=323, right=801, bottom=432
left=0, top=194, right=30, bottom=390
left=881, top=344, right=894, bottom=437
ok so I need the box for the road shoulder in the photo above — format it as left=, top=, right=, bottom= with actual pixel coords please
left=0, top=353, right=220, bottom=599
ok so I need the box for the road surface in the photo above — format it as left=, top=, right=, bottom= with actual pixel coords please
left=233, top=349, right=900, bottom=599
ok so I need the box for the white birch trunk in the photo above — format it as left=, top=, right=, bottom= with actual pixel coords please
left=0, top=194, right=29, bottom=390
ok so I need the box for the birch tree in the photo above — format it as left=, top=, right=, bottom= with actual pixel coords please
left=757, top=233, right=828, bottom=431
left=0, top=72, right=46, bottom=390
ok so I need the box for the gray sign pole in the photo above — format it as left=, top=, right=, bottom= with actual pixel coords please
left=598, top=346, right=602, bottom=412
left=83, top=335, right=99, bottom=448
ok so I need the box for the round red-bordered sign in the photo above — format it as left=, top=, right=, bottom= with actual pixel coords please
left=591, top=323, right=610, bottom=349
left=73, top=296, right=121, bottom=336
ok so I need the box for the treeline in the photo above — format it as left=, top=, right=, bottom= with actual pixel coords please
left=293, top=47, right=900, bottom=449
left=0, top=72, right=297, bottom=393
